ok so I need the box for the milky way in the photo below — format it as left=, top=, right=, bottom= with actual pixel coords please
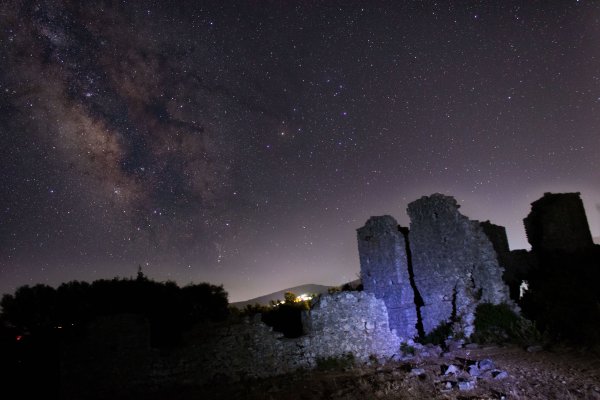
left=1, top=1, right=599, bottom=301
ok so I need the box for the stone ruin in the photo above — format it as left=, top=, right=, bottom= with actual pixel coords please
left=357, top=193, right=514, bottom=338
left=498, top=192, right=599, bottom=303
left=510, top=192, right=600, bottom=343
left=178, top=291, right=401, bottom=383
left=524, top=192, right=595, bottom=254
left=61, top=191, right=599, bottom=391
left=64, top=291, right=402, bottom=387
left=357, top=216, right=419, bottom=340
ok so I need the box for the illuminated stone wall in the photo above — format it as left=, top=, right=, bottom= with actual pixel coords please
left=303, top=291, right=401, bottom=360
left=152, top=291, right=401, bottom=385
left=356, top=216, right=419, bottom=339
left=408, top=194, right=513, bottom=336
left=356, top=193, right=514, bottom=339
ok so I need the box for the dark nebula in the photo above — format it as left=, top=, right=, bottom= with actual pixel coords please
left=1, top=1, right=599, bottom=301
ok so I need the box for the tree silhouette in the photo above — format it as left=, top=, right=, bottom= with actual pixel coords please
left=0, top=274, right=229, bottom=347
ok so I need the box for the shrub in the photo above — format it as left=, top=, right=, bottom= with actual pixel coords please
left=239, top=303, right=269, bottom=316
left=419, top=321, right=453, bottom=345
left=260, top=292, right=311, bottom=338
left=327, top=287, right=341, bottom=294
left=261, top=303, right=304, bottom=338
left=471, top=303, right=542, bottom=346
left=0, top=277, right=229, bottom=347
left=400, top=342, right=416, bottom=356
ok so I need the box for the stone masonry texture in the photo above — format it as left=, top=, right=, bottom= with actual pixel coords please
left=407, top=194, right=513, bottom=337
left=357, top=216, right=418, bottom=339
left=148, top=292, right=400, bottom=386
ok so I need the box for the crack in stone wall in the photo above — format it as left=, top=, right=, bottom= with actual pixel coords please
left=399, top=226, right=425, bottom=338
left=358, top=193, right=514, bottom=338
left=408, top=194, right=514, bottom=336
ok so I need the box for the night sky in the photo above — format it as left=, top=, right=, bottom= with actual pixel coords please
left=1, top=1, right=599, bottom=302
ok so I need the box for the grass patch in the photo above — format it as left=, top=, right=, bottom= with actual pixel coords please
left=315, top=353, right=355, bottom=371
left=400, top=342, right=416, bottom=356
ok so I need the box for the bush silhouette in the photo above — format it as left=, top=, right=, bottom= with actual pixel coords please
left=0, top=275, right=229, bottom=347
left=260, top=292, right=310, bottom=338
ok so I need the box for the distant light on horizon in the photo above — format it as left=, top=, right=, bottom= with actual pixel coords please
left=296, top=294, right=313, bottom=302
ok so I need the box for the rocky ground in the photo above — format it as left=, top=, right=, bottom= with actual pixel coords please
left=146, top=344, right=600, bottom=400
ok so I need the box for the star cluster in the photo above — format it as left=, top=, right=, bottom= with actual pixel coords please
left=1, top=1, right=599, bottom=301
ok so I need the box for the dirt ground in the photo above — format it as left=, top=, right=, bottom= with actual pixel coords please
left=180, top=345, right=600, bottom=400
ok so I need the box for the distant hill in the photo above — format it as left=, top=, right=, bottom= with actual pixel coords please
left=230, top=284, right=332, bottom=309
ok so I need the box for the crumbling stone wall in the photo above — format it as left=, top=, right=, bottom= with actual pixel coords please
left=356, top=216, right=419, bottom=339
left=356, top=194, right=514, bottom=339
left=155, top=315, right=306, bottom=385
left=480, top=221, right=511, bottom=258
left=304, top=291, right=401, bottom=359
left=149, top=292, right=401, bottom=385
left=524, top=192, right=594, bottom=253
left=406, top=194, right=513, bottom=337
left=518, top=192, right=600, bottom=343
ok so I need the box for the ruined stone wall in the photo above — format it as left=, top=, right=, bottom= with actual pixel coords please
left=304, top=291, right=401, bottom=359
left=519, top=192, right=600, bottom=343
left=524, top=192, right=594, bottom=253
left=407, top=194, right=513, bottom=337
left=150, top=292, right=401, bottom=385
left=480, top=221, right=511, bottom=257
left=356, top=216, right=418, bottom=339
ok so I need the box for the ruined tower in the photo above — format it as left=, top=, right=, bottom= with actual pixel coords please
left=480, top=221, right=511, bottom=258
left=407, top=194, right=513, bottom=337
left=524, top=192, right=594, bottom=253
left=356, top=216, right=418, bottom=339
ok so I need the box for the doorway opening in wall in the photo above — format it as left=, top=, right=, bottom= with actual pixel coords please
left=519, top=280, right=529, bottom=299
